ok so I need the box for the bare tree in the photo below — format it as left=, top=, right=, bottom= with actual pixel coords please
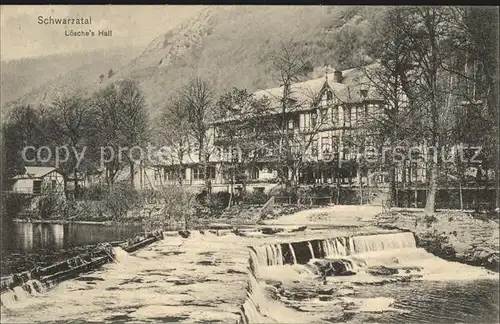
left=358, top=7, right=420, bottom=207
left=48, top=93, right=93, bottom=198
left=401, top=6, right=467, bottom=215
left=155, top=96, right=191, bottom=185
left=117, top=80, right=149, bottom=188
left=179, top=77, right=216, bottom=189
left=270, top=41, right=313, bottom=186
left=216, top=87, right=273, bottom=205
left=91, top=84, right=124, bottom=187
left=1, top=105, right=45, bottom=187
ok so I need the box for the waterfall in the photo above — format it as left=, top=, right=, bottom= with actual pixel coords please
left=26, top=280, right=46, bottom=294
left=0, top=290, right=18, bottom=307
left=337, top=238, right=347, bottom=256
left=352, top=232, right=416, bottom=254
left=12, top=286, right=29, bottom=300
left=307, top=242, right=315, bottom=259
left=288, top=243, right=297, bottom=264
left=249, top=232, right=417, bottom=269
left=112, top=246, right=131, bottom=262
left=0, top=279, right=48, bottom=308
left=276, top=244, right=283, bottom=266
left=267, top=244, right=283, bottom=266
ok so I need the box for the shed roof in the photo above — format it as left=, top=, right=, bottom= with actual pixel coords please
left=13, top=166, right=59, bottom=179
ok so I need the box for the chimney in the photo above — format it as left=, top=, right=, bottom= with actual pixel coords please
left=333, top=70, right=343, bottom=83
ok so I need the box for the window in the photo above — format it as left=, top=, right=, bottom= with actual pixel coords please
left=320, top=108, right=328, bottom=123
left=327, top=91, right=333, bottom=101
left=311, top=138, right=318, bottom=157
left=207, top=166, right=216, bottom=180
left=344, top=107, right=351, bottom=126
left=250, top=167, right=260, bottom=180
left=331, top=136, right=339, bottom=152
left=33, top=180, right=42, bottom=195
left=193, top=167, right=203, bottom=180
left=321, top=136, right=330, bottom=153
left=51, top=180, right=56, bottom=190
left=231, top=148, right=239, bottom=162
left=193, top=166, right=215, bottom=180
left=288, top=119, right=294, bottom=130
left=331, top=106, right=338, bottom=124
left=311, top=112, right=317, bottom=128
left=303, top=113, right=310, bottom=129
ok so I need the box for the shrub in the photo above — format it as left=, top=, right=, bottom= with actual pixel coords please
left=143, top=185, right=196, bottom=231
left=31, top=192, right=67, bottom=219
left=423, top=214, right=438, bottom=228
left=211, top=191, right=231, bottom=208
left=104, top=182, right=141, bottom=221
left=1, top=192, right=29, bottom=218
left=80, top=184, right=107, bottom=201
left=242, top=190, right=269, bottom=205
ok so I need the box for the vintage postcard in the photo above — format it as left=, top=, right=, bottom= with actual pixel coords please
left=1, top=5, right=499, bottom=323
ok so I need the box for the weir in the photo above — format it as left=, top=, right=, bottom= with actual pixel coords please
left=250, top=232, right=416, bottom=269
left=0, top=231, right=164, bottom=308
left=241, top=231, right=420, bottom=323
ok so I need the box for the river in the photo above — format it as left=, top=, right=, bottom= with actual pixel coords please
left=1, top=221, right=144, bottom=255
left=0, top=209, right=498, bottom=323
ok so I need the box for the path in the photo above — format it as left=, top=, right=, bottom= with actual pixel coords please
left=262, top=205, right=383, bottom=227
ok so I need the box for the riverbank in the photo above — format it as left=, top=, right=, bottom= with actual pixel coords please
left=12, top=219, right=143, bottom=225
left=1, top=243, right=107, bottom=277
left=375, top=210, right=500, bottom=272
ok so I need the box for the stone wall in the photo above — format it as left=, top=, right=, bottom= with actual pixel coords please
left=375, top=211, right=499, bottom=272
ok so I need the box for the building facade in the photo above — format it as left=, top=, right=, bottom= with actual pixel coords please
left=11, top=166, right=65, bottom=195
left=146, top=66, right=418, bottom=192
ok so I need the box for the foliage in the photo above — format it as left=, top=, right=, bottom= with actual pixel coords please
left=0, top=192, right=29, bottom=218
left=195, top=190, right=231, bottom=210
left=104, top=182, right=142, bottom=220
left=90, top=80, right=149, bottom=187
left=142, top=185, right=196, bottom=231
left=242, top=190, right=269, bottom=205
left=29, top=192, right=67, bottom=219
left=80, top=184, right=107, bottom=201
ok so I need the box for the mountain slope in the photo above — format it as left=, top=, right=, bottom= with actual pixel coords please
left=2, top=6, right=383, bottom=116
left=1, top=47, right=141, bottom=108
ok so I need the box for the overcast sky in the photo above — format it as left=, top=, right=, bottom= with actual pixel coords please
left=0, top=5, right=205, bottom=61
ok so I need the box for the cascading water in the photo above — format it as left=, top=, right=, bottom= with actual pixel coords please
left=0, top=279, right=47, bottom=308
left=288, top=243, right=297, bottom=264
left=307, top=242, right=315, bottom=259
left=241, top=231, right=498, bottom=324
left=351, top=232, right=416, bottom=254
left=248, top=232, right=418, bottom=272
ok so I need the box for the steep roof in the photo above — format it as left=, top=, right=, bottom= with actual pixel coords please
left=213, top=65, right=382, bottom=124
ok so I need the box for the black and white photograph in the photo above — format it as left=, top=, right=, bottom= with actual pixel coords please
left=0, top=5, right=499, bottom=323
